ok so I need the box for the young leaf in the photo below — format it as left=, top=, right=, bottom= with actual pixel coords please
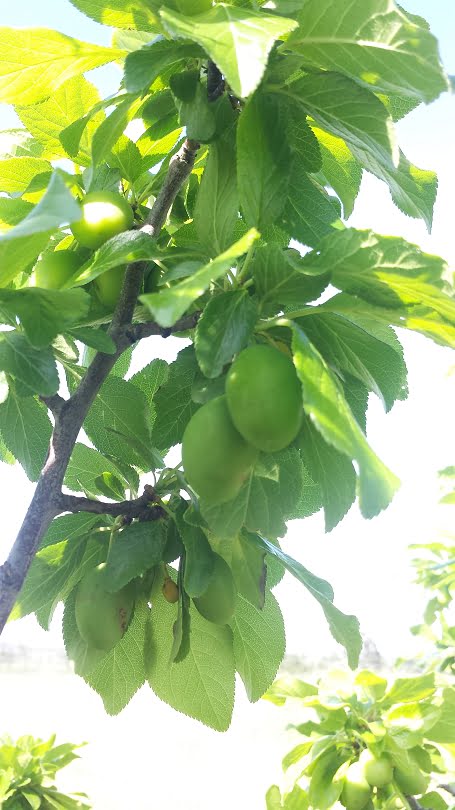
left=0, top=232, right=51, bottom=287
left=0, top=28, right=125, bottom=105
left=0, top=173, right=82, bottom=242
left=160, top=5, right=297, bottom=98
left=0, top=394, right=51, bottom=482
left=287, top=0, right=448, bottom=102
left=69, top=231, right=163, bottom=287
left=0, top=288, right=91, bottom=348
left=195, top=291, right=258, bottom=379
left=91, top=97, right=142, bottom=167
left=65, top=443, right=132, bottom=499
left=237, top=93, right=292, bottom=229
left=0, top=156, right=51, bottom=194
left=292, top=326, right=400, bottom=518
left=0, top=333, right=59, bottom=396
left=231, top=590, right=285, bottom=702
left=147, top=592, right=235, bottom=731
left=140, top=229, right=258, bottom=328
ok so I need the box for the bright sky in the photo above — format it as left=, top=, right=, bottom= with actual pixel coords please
left=0, top=1, right=454, bottom=665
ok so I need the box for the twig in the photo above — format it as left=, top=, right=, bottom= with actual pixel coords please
left=439, top=784, right=455, bottom=798
left=58, top=487, right=165, bottom=522
left=0, top=138, right=200, bottom=634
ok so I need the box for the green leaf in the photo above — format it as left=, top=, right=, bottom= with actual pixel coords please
left=0, top=156, right=51, bottom=194
left=349, top=145, right=438, bottom=231
left=284, top=785, right=310, bottom=810
left=266, top=786, right=283, bottom=810
left=104, top=522, right=167, bottom=591
left=237, top=93, right=292, bottom=229
left=296, top=416, right=356, bottom=532
left=160, top=5, right=297, bottom=98
left=175, top=83, right=216, bottom=142
left=0, top=394, right=51, bottom=482
left=69, top=231, right=163, bottom=288
left=124, top=40, right=199, bottom=93
left=195, top=291, right=258, bottom=379
left=252, top=533, right=362, bottom=668
left=129, top=359, right=169, bottom=404
left=147, top=591, right=235, bottom=731
left=0, top=288, right=91, bottom=348
left=65, top=443, right=131, bottom=499
left=68, top=0, right=160, bottom=30
left=140, top=229, right=258, bottom=328
left=152, top=346, right=200, bottom=451
left=292, top=326, right=400, bottom=518
left=264, top=676, right=318, bottom=705
left=287, top=0, right=448, bottom=103
left=109, top=135, right=143, bottom=184
left=194, top=131, right=238, bottom=257
left=178, top=518, right=216, bottom=598
left=0, top=332, right=58, bottom=396
left=311, top=126, right=362, bottom=219
left=0, top=232, right=51, bottom=287
left=16, top=75, right=102, bottom=164
left=83, top=599, right=149, bottom=715
left=426, top=689, right=455, bottom=744
left=0, top=174, right=82, bottom=243
left=280, top=73, right=397, bottom=169
left=301, top=312, right=407, bottom=411
left=231, top=590, right=285, bottom=702
left=308, top=750, right=345, bottom=810
left=91, top=97, right=142, bottom=167
left=287, top=108, right=322, bottom=173
left=253, top=246, right=330, bottom=307
left=84, top=376, right=155, bottom=471
left=68, top=327, right=116, bottom=354
left=302, top=229, right=455, bottom=324
left=384, top=702, right=441, bottom=747
left=0, top=28, right=125, bottom=105
left=0, top=198, right=33, bottom=229
left=12, top=523, right=104, bottom=627
left=230, top=531, right=266, bottom=610
left=382, top=673, right=436, bottom=707
left=282, top=164, right=340, bottom=247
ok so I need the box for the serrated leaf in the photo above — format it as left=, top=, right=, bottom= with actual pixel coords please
left=266, top=786, right=283, bottom=810
left=382, top=673, right=436, bottom=706
left=0, top=198, right=33, bottom=229
left=282, top=164, right=340, bottom=247
left=84, top=599, right=149, bottom=714
left=302, top=229, right=455, bottom=324
left=0, top=287, right=91, bottom=348
left=0, top=332, right=58, bottom=396
left=292, top=327, right=400, bottom=518
left=194, top=130, right=238, bottom=257
left=84, top=376, right=155, bottom=471
left=296, top=417, right=356, bottom=532
left=287, top=0, right=448, bottom=103
left=16, top=75, right=103, bottom=164
left=195, top=291, right=258, bottom=379
left=0, top=174, right=81, bottom=242
left=104, top=521, right=167, bottom=591
left=68, top=231, right=162, bottom=288
left=140, top=229, right=258, bottom=328
left=129, top=359, right=169, bottom=403
left=308, top=750, right=345, bottom=810
left=160, top=5, right=297, bottom=98
left=177, top=516, right=215, bottom=598
left=68, top=327, right=116, bottom=354
left=251, top=533, right=362, bottom=668
left=0, top=231, right=51, bottom=287
left=0, top=156, right=51, bottom=194
left=69, top=0, right=160, bottom=30
left=147, top=592, right=235, bottom=731
left=280, top=72, right=398, bottom=169
left=124, top=40, right=199, bottom=94
left=0, top=28, right=124, bottom=105
left=152, top=346, right=200, bottom=451
left=231, top=590, right=285, bottom=702
left=311, top=126, right=362, bottom=219
left=253, top=245, right=330, bottom=307
left=426, top=688, right=455, bottom=744
left=109, top=135, right=143, bottom=184
left=12, top=523, right=104, bottom=626
left=237, top=93, right=292, bottom=229
left=0, top=394, right=51, bottom=482
left=91, top=96, right=142, bottom=167
left=230, top=532, right=266, bottom=610
left=65, top=443, right=132, bottom=498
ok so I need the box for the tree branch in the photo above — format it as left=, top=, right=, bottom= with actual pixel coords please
left=58, top=487, right=165, bottom=522
left=0, top=137, right=200, bottom=634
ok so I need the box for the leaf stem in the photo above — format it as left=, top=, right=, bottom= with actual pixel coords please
left=235, top=243, right=256, bottom=286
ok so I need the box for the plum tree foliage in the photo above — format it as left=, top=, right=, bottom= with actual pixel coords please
left=0, top=0, right=453, bottom=731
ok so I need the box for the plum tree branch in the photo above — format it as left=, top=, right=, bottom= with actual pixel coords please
left=58, top=487, right=165, bottom=521
left=0, top=138, right=200, bottom=634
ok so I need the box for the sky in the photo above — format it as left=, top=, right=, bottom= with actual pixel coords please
left=0, top=0, right=454, bottom=665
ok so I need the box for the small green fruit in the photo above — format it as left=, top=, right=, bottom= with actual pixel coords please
left=71, top=190, right=133, bottom=250
left=94, top=266, right=126, bottom=310
left=359, top=750, right=393, bottom=787
left=193, top=555, right=237, bottom=625
left=394, top=766, right=429, bottom=796
left=75, top=563, right=135, bottom=651
left=182, top=396, right=257, bottom=505
left=162, top=577, right=179, bottom=604
left=226, top=344, right=302, bottom=452
left=341, top=762, right=372, bottom=810
left=31, top=250, right=82, bottom=290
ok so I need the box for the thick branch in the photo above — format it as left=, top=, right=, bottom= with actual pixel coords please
left=0, top=138, right=200, bottom=634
